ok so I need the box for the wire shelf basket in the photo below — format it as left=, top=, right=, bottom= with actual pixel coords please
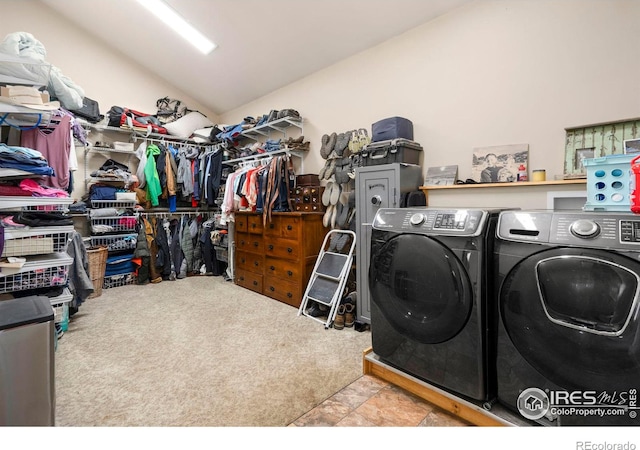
left=214, top=245, right=228, bottom=263
left=103, top=272, right=137, bottom=289
left=90, top=234, right=137, bottom=252
left=90, top=216, right=138, bottom=234
left=2, top=226, right=74, bottom=257
left=0, top=253, right=72, bottom=294
left=91, top=199, right=137, bottom=209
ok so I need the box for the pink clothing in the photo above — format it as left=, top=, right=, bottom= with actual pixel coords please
left=19, top=178, right=69, bottom=198
left=20, top=114, right=71, bottom=189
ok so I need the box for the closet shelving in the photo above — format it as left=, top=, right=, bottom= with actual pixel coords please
left=222, top=116, right=305, bottom=167
left=0, top=81, right=74, bottom=331
left=81, top=121, right=196, bottom=189
left=239, top=116, right=303, bottom=141
left=0, top=194, right=74, bottom=331
left=88, top=198, right=138, bottom=289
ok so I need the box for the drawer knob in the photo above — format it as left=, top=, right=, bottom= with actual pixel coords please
left=241, top=258, right=245, bottom=263
left=270, top=266, right=275, bottom=271
left=268, top=244, right=274, bottom=251
left=287, top=247, right=292, bottom=253
left=254, top=261, right=259, bottom=266
left=269, top=286, right=275, bottom=292
left=239, top=276, right=244, bottom=281
left=287, top=292, right=292, bottom=298
left=253, top=281, right=258, bottom=286
left=240, top=240, right=245, bottom=245
left=269, top=223, right=274, bottom=229
left=251, top=223, right=256, bottom=228
left=287, top=270, right=293, bottom=277
left=253, top=242, right=259, bottom=247
left=287, top=225, right=292, bottom=231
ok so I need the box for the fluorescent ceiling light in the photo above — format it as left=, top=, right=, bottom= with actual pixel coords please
left=135, top=0, right=217, bottom=54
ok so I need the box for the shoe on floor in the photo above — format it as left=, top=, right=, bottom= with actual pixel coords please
left=334, top=304, right=346, bottom=330
left=344, top=303, right=355, bottom=328
left=307, top=302, right=328, bottom=317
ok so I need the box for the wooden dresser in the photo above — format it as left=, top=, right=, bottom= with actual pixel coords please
left=234, top=211, right=328, bottom=308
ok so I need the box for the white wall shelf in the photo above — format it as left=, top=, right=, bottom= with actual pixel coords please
left=239, top=116, right=303, bottom=142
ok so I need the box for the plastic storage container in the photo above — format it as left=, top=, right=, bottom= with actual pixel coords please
left=583, top=154, right=634, bottom=211
left=361, top=139, right=423, bottom=167
left=371, top=117, right=413, bottom=142
left=0, top=295, right=55, bottom=426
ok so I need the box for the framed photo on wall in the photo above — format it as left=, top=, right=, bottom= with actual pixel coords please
left=471, top=144, right=529, bottom=183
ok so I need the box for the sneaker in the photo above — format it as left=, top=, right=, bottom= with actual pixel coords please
left=334, top=304, right=346, bottom=330
left=344, top=303, right=355, bottom=327
left=307, top=302, right=327, bottom=317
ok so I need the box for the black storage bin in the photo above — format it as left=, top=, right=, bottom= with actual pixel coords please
left=371, top=116, right=413, bottom=142
left=361, top=139, right=423, bottom=166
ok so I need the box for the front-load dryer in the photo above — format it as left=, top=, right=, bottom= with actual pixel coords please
left=369, top=207, right=505, bottom=402
left=495, top=210, right=640, bottom=426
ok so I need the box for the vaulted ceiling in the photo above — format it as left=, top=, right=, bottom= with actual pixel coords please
left=40, top=0, right=473, bottom=115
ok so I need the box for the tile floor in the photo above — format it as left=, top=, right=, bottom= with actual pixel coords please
left=290, top=374, right=470, bottom=427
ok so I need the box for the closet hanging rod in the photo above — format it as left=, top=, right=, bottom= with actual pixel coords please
left=131, top=135, right=210, bottom=150
left=140, top=210, right=215, bottom=218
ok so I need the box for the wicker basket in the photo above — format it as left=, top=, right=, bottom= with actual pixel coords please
left=87, top=246, right=108, bottom=298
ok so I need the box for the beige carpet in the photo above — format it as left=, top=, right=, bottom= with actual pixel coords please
left=54, top=276, right=371, bottom=426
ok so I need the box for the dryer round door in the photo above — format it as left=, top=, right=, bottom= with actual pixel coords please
left=500, top=247, right=640, bottom=391
left=369, top=233, right=473, bottom=344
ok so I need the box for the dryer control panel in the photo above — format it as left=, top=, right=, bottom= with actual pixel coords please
left=497, top=210, right=640, bottom=250
left=372, top=208, right=489, bottom=236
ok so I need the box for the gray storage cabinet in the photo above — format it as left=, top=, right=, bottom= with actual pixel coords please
left=0, top=296, right=55, bottom=426
left=355, top=163, right=423, bottom=324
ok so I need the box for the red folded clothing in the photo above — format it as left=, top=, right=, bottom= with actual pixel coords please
left=0, top=185, right=31, bottom=196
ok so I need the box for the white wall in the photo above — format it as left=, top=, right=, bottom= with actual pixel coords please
left=4, top=0, right=639, bottom=208
left=220, top=0, right=640, bottom=209
left=2, top=0, right=219, bottom=199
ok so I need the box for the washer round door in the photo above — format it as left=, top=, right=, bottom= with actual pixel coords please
left=500, top=247, right=640, bottom=391
left=369, top=234, right=473, bottom=344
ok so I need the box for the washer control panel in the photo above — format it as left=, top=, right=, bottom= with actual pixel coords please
left=620, top=220, right=640, bottom=243
left=498, top=210, right=640, bottom=249
left=372, top=208, right=488, bottom=236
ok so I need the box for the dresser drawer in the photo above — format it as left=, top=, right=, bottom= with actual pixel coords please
left=265, top=257, right=300, bottom=282
left=235, top=214, right=248, bottom=233
left=264, top=215, right=301, bottom=239
left=236, top=251, right=264, bottom=275
left=235, top=269, right=263, bottom=293
left=264, top=237, right=300, bottom=260
left=247, top=214, right=264, bottom=234
left=263, top=278, right=303, bottom=308
left=235, top=233, right=263, bottom=254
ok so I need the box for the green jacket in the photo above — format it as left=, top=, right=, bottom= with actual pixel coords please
left=144, top=144, right=162, bottom=206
